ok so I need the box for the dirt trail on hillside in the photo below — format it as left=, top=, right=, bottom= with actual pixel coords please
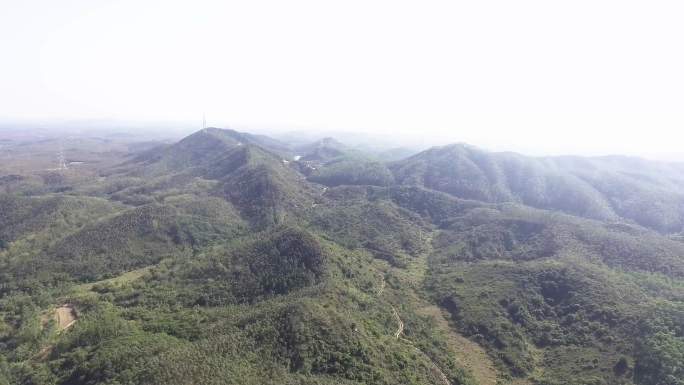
left=55, top=305, right=77, bottom=331
left=391, top=306, right=404, bottom=339
left=419, top=350, right=451, bottom=385
left=418, top=305, right=500, bottom=385
left=414, top=233, right=502, bottom=385
left=394, top=307, right=450, bottom=385
left=376, top=230, right=503, bottom=385
left=379, top=275, right=450, bottom=385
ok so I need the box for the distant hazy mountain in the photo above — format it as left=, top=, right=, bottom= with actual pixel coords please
left=294, top=137, right=348, bottom=162
left=391, top=143, right=684, bottom=233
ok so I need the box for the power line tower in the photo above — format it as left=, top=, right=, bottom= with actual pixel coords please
left=58, top=142, right=68, bottom=170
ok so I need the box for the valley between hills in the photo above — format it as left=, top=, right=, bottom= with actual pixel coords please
left=1, top=127, right=683, bottom=385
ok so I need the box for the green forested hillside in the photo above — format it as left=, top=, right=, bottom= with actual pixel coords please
left=390, top=144, right=684, bottom=233
left=1, top=128, right=683, bottom=385
left=308, top=158, right=394, bottom=188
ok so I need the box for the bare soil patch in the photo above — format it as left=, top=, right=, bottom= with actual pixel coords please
left=419, top=305, right=501, bottom=385
left=54, top=304, right=77, bottom=331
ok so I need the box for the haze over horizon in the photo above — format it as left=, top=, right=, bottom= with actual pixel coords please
left=2, top=0, right=683, bottom=160
left=4, top=3, right=684, bottom=384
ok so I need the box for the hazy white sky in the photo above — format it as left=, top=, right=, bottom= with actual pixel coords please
left=1, top=0, right=683, bottom=158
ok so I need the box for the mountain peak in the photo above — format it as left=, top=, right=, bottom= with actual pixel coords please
left=295, top=137, right=349, bottom=162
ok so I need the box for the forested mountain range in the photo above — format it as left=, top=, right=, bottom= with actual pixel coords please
left=1, top=127, right=682, bottom=385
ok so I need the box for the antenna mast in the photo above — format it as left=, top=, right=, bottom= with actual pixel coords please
left=203, top=113, right=207, bottom=129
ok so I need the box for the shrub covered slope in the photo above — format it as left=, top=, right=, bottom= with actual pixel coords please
left=1, top=128, right=683, bottom=385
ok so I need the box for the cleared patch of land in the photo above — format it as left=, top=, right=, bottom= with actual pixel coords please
left=418, top=305, right=502, bottom=385
left=54, top=305, right=77, bottom=331
left=75, top=265, right=152, bottom=294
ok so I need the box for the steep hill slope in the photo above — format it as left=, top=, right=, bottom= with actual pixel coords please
left=129, top=127, right=293, bottom=174
left=104, top=128, right=316, bottom=227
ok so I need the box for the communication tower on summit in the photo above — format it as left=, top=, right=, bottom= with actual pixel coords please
left=203, top=113, right=207, bottom=129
